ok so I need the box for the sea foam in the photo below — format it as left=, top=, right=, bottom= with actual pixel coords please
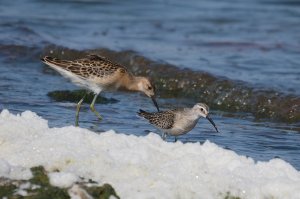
left=0, top=109, right=299, bottom=199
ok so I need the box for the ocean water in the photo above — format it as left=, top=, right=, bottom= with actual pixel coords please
left=0, top=0, right=300, bottom=171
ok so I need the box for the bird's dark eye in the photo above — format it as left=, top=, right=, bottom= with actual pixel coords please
left=148, top=86, right=152, bottom=90
left=200, top=108, right=204, bottom=111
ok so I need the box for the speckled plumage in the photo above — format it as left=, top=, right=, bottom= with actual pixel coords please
left=42, top=55, right=129, bottom=92
left=60, top=55, right=126, bottom=78
left=138, top=109, right=176, bottom=129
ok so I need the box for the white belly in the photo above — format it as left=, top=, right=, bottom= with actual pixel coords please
left=47, top=62, right=102, bottom=94
left=166, top=117, right=199, bottom=136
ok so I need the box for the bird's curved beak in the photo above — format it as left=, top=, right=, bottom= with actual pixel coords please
left=206, top=115, right=219, bottom=133
left=151, top=96, right=160, bottom=112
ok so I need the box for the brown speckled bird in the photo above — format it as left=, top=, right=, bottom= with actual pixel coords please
left=138, top=103, right=219, bottom=141
left=41, top=54, right=159, bottom=126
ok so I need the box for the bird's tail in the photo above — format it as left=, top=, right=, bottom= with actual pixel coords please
left=41, top=56, right=71, bottom=69
left=41, top=56, right=54, bottom=63
left=138, top=109, right=151, bottom=118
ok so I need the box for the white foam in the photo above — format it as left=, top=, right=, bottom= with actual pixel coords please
left=0, top=158, right=32, bottom=180
left=48, top=172, right=79, bottom=188
left=0, top=109, right=300, bottom=199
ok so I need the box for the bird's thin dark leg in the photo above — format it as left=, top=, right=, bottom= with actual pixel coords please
left=174, top=136, right=177, bottom=142
left=75, top=94, right=87, bottom=127
left=90, top=93, right=103, bottom=121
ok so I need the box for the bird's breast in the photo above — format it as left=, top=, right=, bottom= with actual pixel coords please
left=168, top=117, right=199, bottom=136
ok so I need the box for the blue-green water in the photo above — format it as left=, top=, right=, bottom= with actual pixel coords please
left=0, top=0, right=300, bottom=169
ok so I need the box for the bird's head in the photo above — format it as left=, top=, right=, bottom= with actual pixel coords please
left=137, top=77, right=159, bottom=112
left=193, top=103, right=219, bottom=133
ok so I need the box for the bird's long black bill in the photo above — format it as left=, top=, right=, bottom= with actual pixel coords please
left=206, top=115, right=219, bottom=133
left=151, top=96, right=160, bottom=112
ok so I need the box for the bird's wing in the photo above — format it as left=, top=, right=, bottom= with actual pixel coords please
left=42, top=54, right=129, bottom=79
left=138, top=109, right=175, bottom=129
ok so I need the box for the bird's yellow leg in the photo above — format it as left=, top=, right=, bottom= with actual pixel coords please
left=75, top=94, right=86, bottom=127
left=162, top=132, right=167, bottom=141
left=90, top=93, right=103, bottom=121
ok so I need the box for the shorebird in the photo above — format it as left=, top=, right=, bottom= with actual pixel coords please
left=41, top=54, right=159, bottom=126
left=138, top=103, right=219, bottom=141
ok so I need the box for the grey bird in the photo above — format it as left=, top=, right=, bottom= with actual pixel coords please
left=138, top=103, right=219, bottom=141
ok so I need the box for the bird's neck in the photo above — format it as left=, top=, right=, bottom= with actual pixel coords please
left=189, top=108, right=202, bottom=120
left=121, top=75, right=143, bottom=92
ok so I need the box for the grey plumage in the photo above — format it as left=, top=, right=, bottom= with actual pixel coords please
left=138, top=103, right=219, bottom=140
